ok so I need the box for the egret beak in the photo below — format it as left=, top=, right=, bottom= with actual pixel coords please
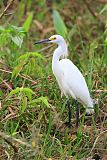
left=34, top=39, right=50, bottom=44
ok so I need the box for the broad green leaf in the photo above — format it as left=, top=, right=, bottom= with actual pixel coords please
left=21, top=87, right=35, bottom=101
left=11, top=36, right=23, bottom=48
left=10, top=25, right=24, bottom=32
left=52, top=10, right=67, bottom=38
left=38, top=96, right=49, bottom=108
left=21, top=96, right=27, bottom=113
left=9, top=87, right=34, bottom=101
left=31, top=96, right=50, bottom=108
left=9, top=87, right=20, bottom=96
left=23, top=12, right=33, bottom=32
left=21, top=87, right=35, bottom=94
left=18, top=52, right=44, bottom=61
left=12, top=61, right=26, bottom=78
left=12, top=52, right=44, bottom=79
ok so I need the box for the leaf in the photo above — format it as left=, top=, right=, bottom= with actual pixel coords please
left=9, top=87, right=35, bottom=101
left=12, top=52, right=44, bottom=79
left=21, top=96, right=27, bottom=113
left=52, top=10, right=67, bottom=38
left=10, top=25, right=24, bottom=32
left=31, top=96, right=50, bottom=108
left=10, top=35, right=23, bottom=48
left=9, top=87, right=20, bottom=96
left=29, top=52, right=44, bottom=59
left=100, top=4, right=107, bottom=14
left=38, top=96, right=49, bottom=107
left=12, top=60, right=26, bottom=78
left=23, top=12, right=33, bottom=32
left=18, top=52, right=44, bottom=61
left=21, top=87, right=35, bottom=101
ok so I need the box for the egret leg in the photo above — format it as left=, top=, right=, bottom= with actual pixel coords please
left=67, top=99, right=71, bottom=128
left=75, top=100, right=79, bottom=128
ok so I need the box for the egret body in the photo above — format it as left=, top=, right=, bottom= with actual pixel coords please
left=34, top=35, right=94, bottom=127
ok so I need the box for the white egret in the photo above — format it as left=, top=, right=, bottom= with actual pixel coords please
left=34, top=35, right=94, bottom=128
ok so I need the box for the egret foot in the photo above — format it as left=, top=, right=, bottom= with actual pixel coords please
left=86, top=108, right=94, bottom=116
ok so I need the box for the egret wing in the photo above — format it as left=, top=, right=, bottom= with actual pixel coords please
left=59, top=59, right=93, bottom=107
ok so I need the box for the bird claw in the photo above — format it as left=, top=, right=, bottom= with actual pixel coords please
left=86, top=108, right=94, bottom=116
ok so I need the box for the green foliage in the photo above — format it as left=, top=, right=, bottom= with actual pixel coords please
left=9, top=87, right=35, bottom=98
left=8, top=86, right=49, bottom=114
left=16, top=2, right=25, bottom=22
left=87, top=40, right=98, bottom=89
left=12, top=52, right=44, bottom=78
left=31, top=96, right=50, bottom=108
left=100, top=4, right=107, bottom=14
left=0, top=25, right=25, bottom=48
left=9, top=87, right=21, bottom=96
left=104, top=38, right=107, bottom=65
left=23, top=12, right=33, bottom=32
left=52, top=10, right=68, bottom=38
left=0, top=90, right=3, bottom=98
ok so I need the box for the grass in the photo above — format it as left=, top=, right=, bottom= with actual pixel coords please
left=0, top=0, right=107, bottom=160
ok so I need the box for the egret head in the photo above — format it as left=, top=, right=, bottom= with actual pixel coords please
left=48, top=35, right=65, bottom=44
left=34, top=35, right=65, bottom=45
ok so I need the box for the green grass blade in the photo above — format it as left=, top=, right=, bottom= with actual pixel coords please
left=23, top=12, right=33, bottom=32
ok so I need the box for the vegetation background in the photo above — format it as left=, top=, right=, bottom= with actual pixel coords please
left=0, top=0, right=107, bottom=159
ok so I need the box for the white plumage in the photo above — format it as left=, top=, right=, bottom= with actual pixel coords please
left=56, top=59, right=93, bottom=108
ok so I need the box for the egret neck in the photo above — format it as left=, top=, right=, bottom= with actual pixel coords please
left=52, top=40, right=68, bottom=77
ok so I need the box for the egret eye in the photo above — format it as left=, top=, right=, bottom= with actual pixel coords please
left=49, top=37, right=56, bottom=41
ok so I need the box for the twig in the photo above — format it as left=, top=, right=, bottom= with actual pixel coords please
left=83, top=0, right=104, bottom=24
left=97, top=0, right=107, bottom=3
left=83, top=0, right=98, bottom=18
left=4, top=138, right=18, bottom=153
left=0, top=0, right=15, bottom=19
left=91, top=89, right=107, bottom=93
left=90, top=130, right=107, bottom=154
left=0, top=68, right=37, bottom=85
left=0, top=131, right=31, bottom=147
left=4, top=11, right=15, bottom=16
left=1, top=113, right=17, bottom=122
left=0, top=77, right=12, bottom=91
left=37, top=44, right=54, bottom=53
